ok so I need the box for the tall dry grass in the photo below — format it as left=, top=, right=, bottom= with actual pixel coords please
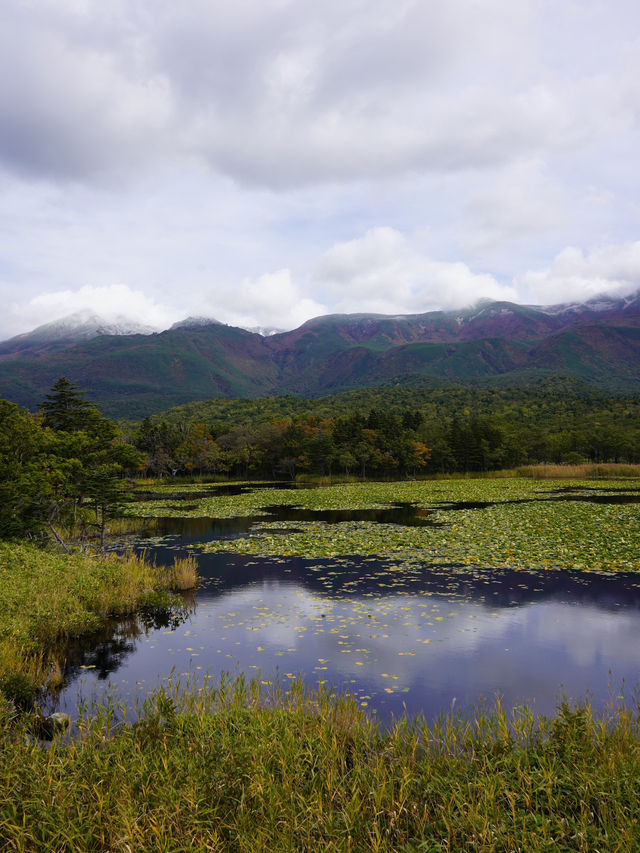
left=168, top=554, right=198, bottom=590
left=0, top=543, right=190, bottom=694
left=1, top=678, right=639, bottom=851
left=517, top=463, right=640, bottom=479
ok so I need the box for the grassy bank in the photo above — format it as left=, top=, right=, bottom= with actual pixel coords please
left=132, top=463, right=640, bottom=488
left=0, top=543, right=197, bottom=695
left=1, top=678, right=639, bottom=851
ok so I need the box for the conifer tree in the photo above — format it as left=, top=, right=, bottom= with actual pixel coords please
left=39, top=377, right=93, bottom=432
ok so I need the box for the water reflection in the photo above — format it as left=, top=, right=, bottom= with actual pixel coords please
left=49, top=481, right=640, bottom=725
left=134, top=481, right=299, bottom=502
left=50, top=552, right=640, bottom=726
left=46, top=600, right=193, bottom=693
left=110, top=503, right=441, bottom=563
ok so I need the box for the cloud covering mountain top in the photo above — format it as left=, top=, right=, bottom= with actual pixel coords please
left=0, top=0, right=639, bottom=339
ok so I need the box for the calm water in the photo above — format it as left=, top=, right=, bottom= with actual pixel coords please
left=49, top=494, right=640, bottom=726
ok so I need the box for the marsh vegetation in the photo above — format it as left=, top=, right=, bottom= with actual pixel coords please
left=130, top=476, right=640, bottom=572
left=3, top=380, right=640, bottom=849
left=0, top=545, right=196, bottom=701
left=30, top=475, right=636, bottom=728
left=3, top=677, right=640, bottom=851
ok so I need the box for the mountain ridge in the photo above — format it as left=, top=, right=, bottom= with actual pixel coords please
left=0, top=310, right=158, bottom=361
left=1, top=292, right=639, bottom=418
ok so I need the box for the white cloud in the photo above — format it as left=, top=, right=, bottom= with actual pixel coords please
left=313, top=228, right=518, bottom=314
left=7, top=284, right=178, bottom=335
left=0, top=0, right=639, bottom=336
left=210, top=269, right=327, bottom=331
left=5, top=230, right=640, bottom=345
left=522, top=242, right=640, bottom=304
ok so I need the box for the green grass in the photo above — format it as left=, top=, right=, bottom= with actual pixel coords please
left=0, top=543, right=194, bottom=692
left=1, top=677, right=640, bottom=851
left=2, top=479, right=640, bottom=849
left=129, top=477, right=640, bottom=573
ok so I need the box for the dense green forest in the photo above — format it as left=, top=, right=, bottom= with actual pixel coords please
left=127, top=376, right=640, bottom=478
left=3, top=376, right=640, bottom=522
left=0, top=378, right=141, bottom=542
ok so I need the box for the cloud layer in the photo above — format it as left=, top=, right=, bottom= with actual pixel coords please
left=523, top=242, right=640, bottom=304
left=2, top=0, right=637, bottom=188
left=0, top=0, right=638, bottom=338
left=313, top=228, right=517, bottom=314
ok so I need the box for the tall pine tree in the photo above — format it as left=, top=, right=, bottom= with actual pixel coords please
left=39, top=377, right=94, bottom=432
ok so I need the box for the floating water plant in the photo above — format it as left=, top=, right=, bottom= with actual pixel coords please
left=133, top=478, right=640, bottom=573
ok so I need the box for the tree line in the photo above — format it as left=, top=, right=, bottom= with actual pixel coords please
left=0, top=379, right=140, bottom=542
left=3, top=376, right=640, bottom=542
left=134, top=408, right=431, bottom=479
left=132, top=394, right=640, bottom=479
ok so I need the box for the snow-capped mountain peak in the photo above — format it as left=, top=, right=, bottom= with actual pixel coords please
left=3, top=310, right=157, bottom=346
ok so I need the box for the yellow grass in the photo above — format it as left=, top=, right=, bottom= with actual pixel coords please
left=0, top=544, right=192, bottom=691
left=168, top=555, right=199, bottom=590
left=518, top=463, right=640, bottom=479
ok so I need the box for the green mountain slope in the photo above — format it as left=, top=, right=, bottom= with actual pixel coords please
left=0, top=326, right=278, bottom=418
left=1, top=298, right=640, bottom=416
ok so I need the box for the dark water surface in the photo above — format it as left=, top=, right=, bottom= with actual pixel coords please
left=118, top=501, right=440, bottom=552
left=49, top=490, right=640, bottom=726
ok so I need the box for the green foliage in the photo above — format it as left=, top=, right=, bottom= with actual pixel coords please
left=130, top=378, right=640, bottom=479
left=0, top=399, right=63, bottom=537
left=0, top=380, right=143, bottom=541
left=39, top=376, right=93, bottom=432
left=0, top=672, right=37, bottom=710
left=1, top=678, right=640, bottom=850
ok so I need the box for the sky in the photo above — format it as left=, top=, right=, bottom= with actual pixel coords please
left=1, top=0, right=640, bottom=340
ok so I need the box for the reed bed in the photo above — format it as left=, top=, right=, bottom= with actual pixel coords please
left=1, top=677, right=639, bottom=851
left=517, top=462, right=640, bottom=479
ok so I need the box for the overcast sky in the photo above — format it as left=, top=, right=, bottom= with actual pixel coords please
left=1, top=0, right=639, bottom=339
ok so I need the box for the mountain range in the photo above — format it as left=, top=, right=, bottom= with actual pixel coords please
left=1, top=293, right=640, bottom=418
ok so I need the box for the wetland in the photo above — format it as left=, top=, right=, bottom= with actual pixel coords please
left=49, top=477, right=640, bottom=726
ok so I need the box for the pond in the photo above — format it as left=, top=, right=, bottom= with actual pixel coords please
left=49, top=482, right=640, bottom=726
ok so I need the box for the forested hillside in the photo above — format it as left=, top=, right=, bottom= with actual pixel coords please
left=127, top=377, right=640, bottom=478
left=2, top=294, right=640, bottom=417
